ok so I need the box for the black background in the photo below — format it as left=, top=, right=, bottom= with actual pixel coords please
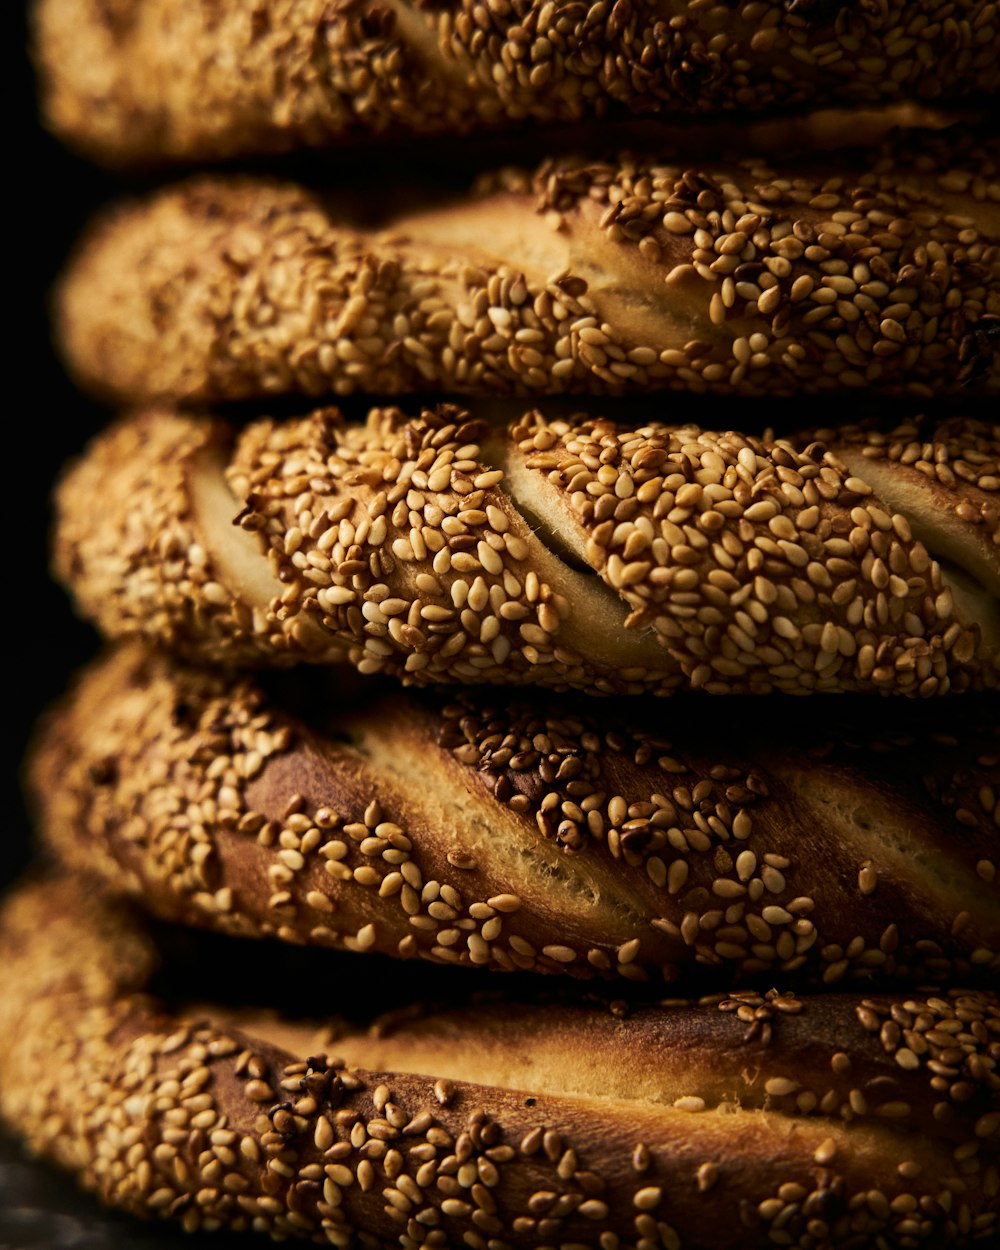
left=10, top=2, right=111, bottom=893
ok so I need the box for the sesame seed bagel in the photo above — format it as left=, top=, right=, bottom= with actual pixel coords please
left=35, top=0, right=1000, bottom=165
left=54, top=406, right=1000, bottom=695
left=1, top=876, right=997, bottom=1248
left=57, top=130, right=1000, bottom=403
left=29, top=644, right=1000, bottom=986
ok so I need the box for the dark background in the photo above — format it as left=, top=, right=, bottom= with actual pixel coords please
left=10, top=3, right=110, bottom=890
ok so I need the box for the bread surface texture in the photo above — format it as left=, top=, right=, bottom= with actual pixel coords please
left=36, top=0, right=1000, bottom=163
left=53, top=407, right=1000, bottom=695
left=30, top=645, right=1000, bottom=986
left=1, top=876, right=997, bottom=1248
left=57, top=132, right=1000, bottom=403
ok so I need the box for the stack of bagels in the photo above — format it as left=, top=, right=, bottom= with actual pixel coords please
left=5, top=3, right=999, bottom=1248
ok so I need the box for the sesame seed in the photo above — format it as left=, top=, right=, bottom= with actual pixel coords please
left=633, top=1186, right=662, bottom=1211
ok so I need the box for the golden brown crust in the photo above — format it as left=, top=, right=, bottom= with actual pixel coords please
left=35, top=0, right=1000, bottom=163
left=30, top=644, right=1000, bottom=986
left=1, top=877, right=997, bottom=1248
left=306, top=993, right=1000, bottom=1152
left=54, top=406, right=1000, bottom=695
left=812, top=415, right=1000, bottom=610
left=52, top=408, right=287, bottom=668
left=57, top=132, right=1000, bottom=403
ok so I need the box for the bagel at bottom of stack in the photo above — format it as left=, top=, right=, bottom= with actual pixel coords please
left=29, top=644, right=1000, bottom=988
left=0, top=875, right=997, bottom=1249
left=53, top=406, right=1000, bottom=695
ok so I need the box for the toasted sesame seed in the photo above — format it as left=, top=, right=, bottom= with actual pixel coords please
left=633, top=1186, right=663, bottom=1211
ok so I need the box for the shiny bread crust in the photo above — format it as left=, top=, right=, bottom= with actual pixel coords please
left=30, top=645, right=1000, bottom=987
left=0, top=877, right=997, bottom=1249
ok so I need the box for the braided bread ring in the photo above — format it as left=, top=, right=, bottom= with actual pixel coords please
left=57, top=132, right=1000, bottom=403
left=54, top=407, right=1000, bottom=695
left=35, top=0, right=1000, bottom=163
left=1, top=878, right=997, bottom=1248
left=30, top=645, right=1000, bottom=985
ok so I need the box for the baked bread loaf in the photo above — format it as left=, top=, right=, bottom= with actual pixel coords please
left=57, top=130, right=1000, bottom=403
left=1, top=876, right=997, bottom=1248
left=53, top=406, right=1000, bottom=695
left=30, top=644, right=1000, bottom=986
left=35, top=0, right=1000, bottom=164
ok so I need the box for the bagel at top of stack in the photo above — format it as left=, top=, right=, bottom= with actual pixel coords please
left=35, top=0, right=1000, bottom=164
